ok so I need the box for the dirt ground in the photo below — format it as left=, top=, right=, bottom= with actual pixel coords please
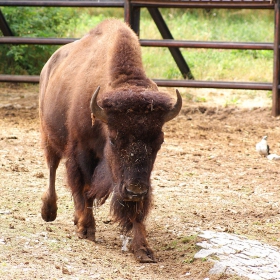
left=1, top=84, right=280, bottom=280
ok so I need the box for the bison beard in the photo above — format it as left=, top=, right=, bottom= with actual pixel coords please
left=39, top=19, right=182, bottom=263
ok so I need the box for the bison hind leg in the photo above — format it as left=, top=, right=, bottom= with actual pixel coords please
left=73, top=194, right=96, bottom=242
left=41, top=145, right=61, bottom=222
left=41, top=192, right=58, bottom=222
left=74, top=214, right=95, bottom=240
left=66, top=153, right=96, bottom=242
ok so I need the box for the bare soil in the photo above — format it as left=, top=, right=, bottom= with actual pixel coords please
left=1, top=84, right=280, bottom=280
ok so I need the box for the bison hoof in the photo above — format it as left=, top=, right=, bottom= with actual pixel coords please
left=76, top=227, right=96, bottom=242
left=134, top=247, right=156, bottom=263
left=41, top=200, right=57, bottom=222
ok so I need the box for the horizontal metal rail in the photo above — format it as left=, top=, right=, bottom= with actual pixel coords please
left=154, top=79, right=273, bottom=90
left=0, top=74, right=40, bottom=83
left=0, top=37, right=76, bottom=45
left=0, top=1, right=124, bottom=7
left=0, top=74, right=272, bottom=91
left=0, top=37, right=274, bottom=50
left=140, top=40, right=274, bottom=50
left=0, top=35, right=273, bottom=88
left=130, top=0, right=274, bottom=9
left=0, top=0, right=274, bottom=8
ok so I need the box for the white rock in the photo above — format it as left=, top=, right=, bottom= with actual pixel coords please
left=209, top=262, right=227, bottom=275
left=195, top=231, right=280, bottom=279
left=0, top=238, right=6, bottom=245
left=266, top=153, right=280, bottom=160
left=194, top=249, right=216, bottom=259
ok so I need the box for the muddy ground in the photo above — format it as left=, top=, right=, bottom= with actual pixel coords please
left=0, top=84, right=280, bottom=280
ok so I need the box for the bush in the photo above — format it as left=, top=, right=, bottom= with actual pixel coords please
left=0, top=7, right=77, bottom=75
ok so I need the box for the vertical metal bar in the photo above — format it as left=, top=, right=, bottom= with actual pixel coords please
left=124, top=0, right=140, bottom=36
left=0, top=9, right=13, bottom=36
left=147, top=7, right=194, bottom=80
left=273, top=0, right=280, bottom=116
left=124, top=0, right=131, bottom=24
left=130, top=7, right=140, bottom=36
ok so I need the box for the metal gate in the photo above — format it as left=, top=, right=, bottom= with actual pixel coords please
left=0, top=0, right=279, bottom=115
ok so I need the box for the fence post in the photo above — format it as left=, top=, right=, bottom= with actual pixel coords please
left=273, top=0, right=280, bottom=116
left=124, top=0, right=140, bottom=36
left=0, top=9, right=13, bottom=36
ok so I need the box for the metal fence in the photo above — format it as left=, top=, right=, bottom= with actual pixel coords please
left=0, top=0, right=280, bottom=115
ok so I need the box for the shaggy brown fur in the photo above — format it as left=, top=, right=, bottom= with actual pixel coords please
left=39, top=19, right=181, bottom=263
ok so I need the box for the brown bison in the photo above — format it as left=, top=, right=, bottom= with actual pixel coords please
left=39, top=19, right=182, bottom=263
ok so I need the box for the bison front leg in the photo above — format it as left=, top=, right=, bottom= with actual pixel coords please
left=131, top=221, right=156, bottom=263
left=112, top=197, right=156, bottom=263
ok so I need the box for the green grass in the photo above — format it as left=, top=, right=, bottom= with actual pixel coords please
left=161, top=234, right=201, bottom=260
left=64, top=7, right=124, bottom=37
left=138, top=8, right=274, bottom=81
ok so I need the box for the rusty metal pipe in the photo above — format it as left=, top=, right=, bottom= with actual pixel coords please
left=140, top=40, right=274, bottom=50
left=0, top=74, right=272, bottom=91
left=130, top=0, right=274, bottom=9
left=0, top=75, right=40, bottom=83
left=0, top=0, right=273, bottom=9
left=154, top=80, right=273, bottom=90
left=0, top=37, right=76, bottom=44
left=0, top=1, right=124, bottom=7
left=0, top=37, right=274, bottom=51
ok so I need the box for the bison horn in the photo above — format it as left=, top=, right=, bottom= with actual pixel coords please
left=90, top=86, right=108, bottom=123
left=164, top=89, right=182, bottom=122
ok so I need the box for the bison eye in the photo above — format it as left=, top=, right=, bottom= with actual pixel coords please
left=109, top=138, right=116, bottom=146
left=108, top=130, right=118, bottom=146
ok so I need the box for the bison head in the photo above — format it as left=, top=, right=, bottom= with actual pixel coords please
left=90, top=86, right=182, bottom=202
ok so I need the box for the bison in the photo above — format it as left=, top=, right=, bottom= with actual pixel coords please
left=39, top=19, right=182, bottom=263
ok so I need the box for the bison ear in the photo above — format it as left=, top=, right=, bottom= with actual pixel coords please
left=90, top=86, right=108, bottom=123
left=163, top=89, right=182, bottom=122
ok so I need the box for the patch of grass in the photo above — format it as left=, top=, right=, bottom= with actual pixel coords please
left=162, top=240, right=178, bottom=251
left=184, top=172, right=196, bottom=177
left=215, top=274, right=248, bottom=280
left=161, top=234, right=203, bottom=265
left=65, top=8, right=124, bottom=37
left=194, top=96, right=207, bottom=103
left=224, top=96, right=240, bottom=107
left=162, top=234, right=201, bottom=250
left=182, top=92, right=195, bottom=102
left=181, top=235, right=198, bottom=244
left=183, top=257, right=195, bottom=264
left=267, top=91, right=273, bottom=99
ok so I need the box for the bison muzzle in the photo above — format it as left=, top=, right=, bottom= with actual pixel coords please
left=39, top=19, right=182, bottom=263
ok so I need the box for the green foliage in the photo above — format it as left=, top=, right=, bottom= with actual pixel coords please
left=139, top=8, right=274, bottom=82
left=0, top=7, right=77, bottom=75
left=0, top=7, right=124, bottom=75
